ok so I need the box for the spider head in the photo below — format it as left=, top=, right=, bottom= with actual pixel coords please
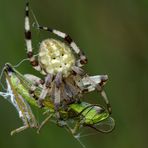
left=38, top=39, right=76, bottom=77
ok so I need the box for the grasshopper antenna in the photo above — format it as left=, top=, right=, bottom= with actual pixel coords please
left=14, top=58, right=29, bottom=68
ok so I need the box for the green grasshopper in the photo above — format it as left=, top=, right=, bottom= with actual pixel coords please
left=0, top=63, right=115, bottom=136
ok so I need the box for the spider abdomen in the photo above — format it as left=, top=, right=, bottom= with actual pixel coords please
left=39, top=39, right=75, bottom=77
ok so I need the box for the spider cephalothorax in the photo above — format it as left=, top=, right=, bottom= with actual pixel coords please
left=24, top=2, right=111, bottom=113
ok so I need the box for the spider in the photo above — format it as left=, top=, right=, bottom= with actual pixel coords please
left=24, top=1, right=111, bottom=114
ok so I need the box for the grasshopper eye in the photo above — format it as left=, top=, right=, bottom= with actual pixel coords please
left=4, top=63, right=14, bottom=73
left=92, top=117, right=115, bottom=133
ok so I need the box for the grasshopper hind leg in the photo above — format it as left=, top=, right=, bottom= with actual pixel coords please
left=10, top=124, right=29, bottom=136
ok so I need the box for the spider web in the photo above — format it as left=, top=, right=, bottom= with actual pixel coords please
left=64, top=124, right=101, bottom=148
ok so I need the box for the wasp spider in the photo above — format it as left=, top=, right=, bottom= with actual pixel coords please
left=24, top=1, right=111, bottom=113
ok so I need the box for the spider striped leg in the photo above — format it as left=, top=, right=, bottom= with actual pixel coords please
left=25, top=2, right=41, bottom=72
left=24, top=74, right=56, bottom=107
left=36, top=26, right=87, bottom=67
left=79, top=75, right=111, bottom=114
left=24, top=74, right=44, bottom=100
left=81, top=75, right=108, bottom=90
left=54, top=72, right=62, bottom=109
left=24, top=74, right=44, bottom=87
left=72, top=66, right=86, bottom=76
left=75, top=75, right=108, bottom=92
left=38, top=73, right=53, bottom=107
left=94, top=86, right=111, bottom=114
left=24, top=73, right=62, bottom=109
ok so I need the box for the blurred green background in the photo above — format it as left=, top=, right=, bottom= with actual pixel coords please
left=0, top=0, right=148, bottom=148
